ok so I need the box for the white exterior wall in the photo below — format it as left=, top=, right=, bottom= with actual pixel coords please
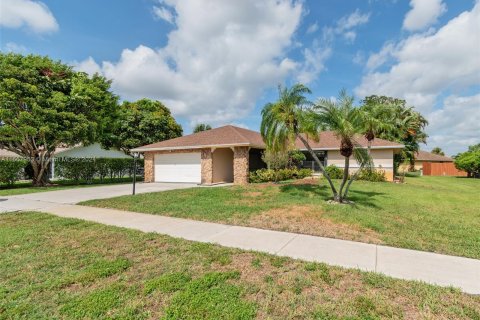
left=54, top=143, right=130, bottom=159
left=327, top=149, right=394, bottom=171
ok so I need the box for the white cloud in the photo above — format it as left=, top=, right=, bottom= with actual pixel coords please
left=403, top=0, right=447, bottom=31
left=323, top=9, right=370, bottom=44
left=356, top=2, right=480, bottom=154
left=78, top=0, right=302, bottom=126
left=306, top=22, right=318, bottom=34
left=296, top=40, right=331, bottom=83
left=72, top=56, right=102, bottom=75
left=4, top=42, right=28, bottom=53
left=427, top=94, right=480, bottom=155
left=153, top=5, right=174, bottom=24
left=0, top=0, right=58, bottom=34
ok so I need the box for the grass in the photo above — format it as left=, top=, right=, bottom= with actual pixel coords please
left=83, top=176, right=480, bottom=259
left=0, top=176, right=141, bottom=196
left=1, top=212, right=479, bottom=319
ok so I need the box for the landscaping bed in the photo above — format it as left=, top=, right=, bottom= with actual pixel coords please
left=83, top=176, right=480, bottom=259
left=1, top=212, right=478, bottom=319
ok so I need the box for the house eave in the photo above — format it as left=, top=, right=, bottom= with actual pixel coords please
left=131, top=143, right=266, bottom=152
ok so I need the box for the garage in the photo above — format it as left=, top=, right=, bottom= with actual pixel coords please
left=154, top=152, right=201, bottom=183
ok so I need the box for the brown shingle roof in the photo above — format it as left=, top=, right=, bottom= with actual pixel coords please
left=132, top=125, right=266, bottom=151
left=295, top=132, right=403, bottom=149
left=415, top=150, right=453, bottom=162
left=133, top=125, right=404, bottom=151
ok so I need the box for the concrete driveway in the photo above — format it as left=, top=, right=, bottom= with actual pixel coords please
left=0, top=182, right=197, bottom=213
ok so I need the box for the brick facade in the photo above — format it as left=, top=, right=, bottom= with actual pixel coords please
left=144, top=152, right=155, bottom=183
left=233, top=146, right=249, bottom=185
left=201, top=148, right=213, bottom=184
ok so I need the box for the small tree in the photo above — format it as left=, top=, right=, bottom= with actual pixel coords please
left=261, top=149, right=289, bottom=170
left=193, top=123, right=212, bottom=133
left=431, top=147, right=445, bottom=156
left=0, top=53, right=118, bottom=186
left=102, top=99, right=183, bottom=154
left=454, top=145, right=480, bottom=178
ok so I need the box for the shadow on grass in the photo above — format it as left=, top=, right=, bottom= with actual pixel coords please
left=279, top=183, right=384, bottom=209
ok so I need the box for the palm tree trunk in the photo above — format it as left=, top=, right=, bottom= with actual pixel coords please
left=296, top=134, right=338, bottom=197
left=338, top=156, right=350, bottom=202
left=344, top=141, right=371, bottom=200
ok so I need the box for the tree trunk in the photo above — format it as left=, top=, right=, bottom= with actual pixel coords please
left=31, top=153, right=51, bottom=187
left=296, top=134, right=338, bottom=198
left=344, top=140, right=372, bottom=200
left=337, top=156, right=350, bottom=202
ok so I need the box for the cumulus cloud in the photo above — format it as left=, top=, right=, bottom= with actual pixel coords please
left=296, top=40, right=331, bottom=83
left=153, top=5, right=175, bottom=24
left=4, top=42, right=28, bottom=53
left=403, top=0, right=447, bottom=31
left=76, top=0, right=303, bottom=126
left=0, top=0, right=58, bottom=33
left=73, top=56, right=102, bottom=75
left=427, top=94, right=480, bottom=155
left=323, top=9, right=370, bottom=44
left=356, top=2, right=480, bottom=154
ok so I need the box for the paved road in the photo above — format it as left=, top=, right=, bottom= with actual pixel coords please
left=0, top=182, right=197, bottom=213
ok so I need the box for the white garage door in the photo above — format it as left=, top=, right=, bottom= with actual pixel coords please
left=154, top=153, right=201, bottom=183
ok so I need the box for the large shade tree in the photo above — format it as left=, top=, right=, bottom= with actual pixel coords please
left=454, top=144, right=480, bottom=178
left=102, top=99, right=183, bottom=154
left=0, top=53, right=117, bottom=186
left=193, top=123, right=212, bottom=133
left=260, top=84, right=339, bottom=199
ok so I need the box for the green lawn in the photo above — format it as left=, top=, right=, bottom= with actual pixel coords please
left=1, top=212, right=479, bottom=319
left=0, top=177, right=140, bottom=196
left=84, top=176, right=480, bottom=259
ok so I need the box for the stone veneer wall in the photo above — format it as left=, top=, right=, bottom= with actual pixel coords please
left=201, top=148, right=213, bottom=184
left=144, top=152, right=154, bottom=183
left=233, top=146, right=249, bottom=185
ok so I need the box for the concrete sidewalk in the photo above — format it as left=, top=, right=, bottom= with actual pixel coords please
left=37, top=204, right=480, bottom=295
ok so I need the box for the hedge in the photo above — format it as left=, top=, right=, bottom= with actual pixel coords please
left=323, top=165, right=386, bottom=182
left=0, top=159, right=28, bottom=185
left=55, top=157, right=143, bottom=183
left=249, top=168, right=312, bottom=183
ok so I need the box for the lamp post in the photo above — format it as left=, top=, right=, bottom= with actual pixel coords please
left=132, top=152, right=139, bottom=195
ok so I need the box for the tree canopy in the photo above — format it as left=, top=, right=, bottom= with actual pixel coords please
left=0, top=53, right=118, bottom=185
left=431, top=147, right=445, bottom=156
left=454, top=144, right=480, bottom=178
left=102, top=99, right=182, bottom=154
left=193, top=123, right=212, bottom=133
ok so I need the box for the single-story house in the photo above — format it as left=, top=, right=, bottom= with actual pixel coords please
left=398, top=150, right=453, bottom=172
left=0, top=143, right=130, bottom=179
left=132, top=125, right=403, bottom=184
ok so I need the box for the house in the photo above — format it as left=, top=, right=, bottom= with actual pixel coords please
left=398, top=150, right=466, bottom=176
left=132, top=125, right=404, bottom=184
left=0, top=143, right=130, bottom=179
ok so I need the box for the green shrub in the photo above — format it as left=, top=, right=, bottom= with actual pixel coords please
left=357, top=169, right=386, bottom=182
left=0, top=159, right=28, bottom=185
left=324, top=165, right=343, bottom=179
left=249, top=168, right=312, bottom=183
left=55, top=157, right=142, bottom=182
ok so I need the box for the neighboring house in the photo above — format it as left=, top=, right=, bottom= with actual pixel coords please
left=0, top=143, right=130, bottom=179
left=398, top=150, right=466, bottom=176
left=132, top=125, right=403, bottom=184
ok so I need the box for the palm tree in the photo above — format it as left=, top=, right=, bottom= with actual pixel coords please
left=193, top=123, right=212, bottom=133
left=260, top=84, right=338, bottom=199
left=314, top=90, right=372, bottom=203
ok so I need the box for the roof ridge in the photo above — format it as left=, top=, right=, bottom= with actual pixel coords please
left=228, top=125, right=250, bottom=143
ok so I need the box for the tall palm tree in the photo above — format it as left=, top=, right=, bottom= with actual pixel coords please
left=260, top=84, right=338, bottom=198
left=314, top=90, right=372, bottom=203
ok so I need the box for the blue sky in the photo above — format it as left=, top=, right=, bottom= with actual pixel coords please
left=1, top=0, right=479, bottom=155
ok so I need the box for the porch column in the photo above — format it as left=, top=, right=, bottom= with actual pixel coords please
left=144, top=152, right=154, bottom=183
left=201, top=148, right=213, bottom=184
left=233, top=146, right=249, bottom=185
